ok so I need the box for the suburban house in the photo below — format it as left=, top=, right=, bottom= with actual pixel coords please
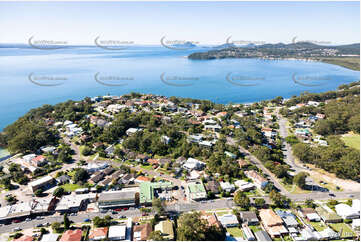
left=205, top=180, right=221, bottom=194
left=108, top=225, right=127, bottom=241
left=89, top=227, right=108, bottom=241
left=239, top=211, right=259, bottom=225
left=299, top=208, right=321, bottom=222
left=335, top=204, right=360, bottom=220
left=259, top=209, right=288, bottom=238
left=315, top=207, right=343, bottom=223
left=244, top=170, right=268, bottom=189
left=59, top=229, right=82, bottom=241
left=217, top=214, right=239, bottom=228
left=154, top=220, right=174, bottom=240
left=182, top=158, right=205, bottom=171
left=133, top=223, right=152, bottom=241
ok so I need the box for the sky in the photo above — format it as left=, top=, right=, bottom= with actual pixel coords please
left=0, top=1, right=359, bottom=45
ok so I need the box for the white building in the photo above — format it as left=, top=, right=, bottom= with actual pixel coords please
left=335, top=204, right=360, bottom=220
left=220, top=182, right=235, bottom=193
left=182, top=158, right=205, bottom=170
left=217, top=214, right=239, bottom=228
left=108, top=225, right=127, bottom=240
left=40, top=233, right=59, bottom=242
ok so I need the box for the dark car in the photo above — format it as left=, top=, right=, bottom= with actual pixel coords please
left=329, top=193, right=336, bottom=197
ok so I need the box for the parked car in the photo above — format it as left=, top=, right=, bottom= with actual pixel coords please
left=36, top=224, right=43, bottom=227
left=84, top=218, right=91, bottom=222
left=119, top=215, right=126, bottom=219
left=13, top=227, right=21, bottom=232
left=12, top=219, right=21, bottom=223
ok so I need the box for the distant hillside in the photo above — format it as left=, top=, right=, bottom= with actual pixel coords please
left=188, top=42, right=360, bottom=65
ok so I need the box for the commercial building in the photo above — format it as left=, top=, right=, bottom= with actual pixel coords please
left=56, top=194, right=96, bottom=214
left=97, top=189, right=138, bottom=209
left=139, top=182, right=173, bottom=204
left=28, top=175, right=55, bottom=192
left=186, top=181, right=207, bottom=201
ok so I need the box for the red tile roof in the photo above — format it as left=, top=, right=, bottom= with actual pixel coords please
left=13, top=235, right=33, bottom=241
left=88, top=227, right=108, bottom=240
left=60, top=229, right=82, bottom=241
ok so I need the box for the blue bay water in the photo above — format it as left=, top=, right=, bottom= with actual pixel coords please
left=0, top=46, right=359, bottom=131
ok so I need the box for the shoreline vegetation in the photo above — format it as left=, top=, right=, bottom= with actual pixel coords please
left=188, top=42, right=360, bottom=71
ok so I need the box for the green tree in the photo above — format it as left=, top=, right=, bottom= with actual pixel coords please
left=152, top=198, right=165, bottom=215
left=148, top=231, right=166, bottom=241
left=177, top=212, right=225, bottom=241
left=293, top=172, right=308, bottom=189
left=51, top=222, right=62, bottom=233
left=233, top=191, right=250, bottom=210
left=254, top=198, right=266, bottom=208
left=64, top=213, right=70, bottom=230
left=53, top=187, right=65, bottom=197
left=72, top=168, right=89, bottom=183
left=34, top=188, right=43, bottom=197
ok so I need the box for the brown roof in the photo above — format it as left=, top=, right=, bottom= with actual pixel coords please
left=238, top=159, right=248, bottom=168
left=13, top=235, right=33, bottom=241
left=88, top=227, right=108, bottom=240
left=60, top=229, right=82, bottom=241
left=301, top=207, right=316, bottom=215
left=133, top=223, right=152, bottom=241
left=259, top=209, right=283, bottom=227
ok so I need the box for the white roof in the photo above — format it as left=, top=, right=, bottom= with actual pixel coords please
left=306, top=213, right=320, bottom=221
left=28, top=175, right=54, bottom=187
left=218, top=214, right=239, bottom=225
left=108, top=225, right=126, bottom=238
left=41, top=233, right=59, bottom=242
left=352, top=199, right=360, bottom=213
left=335, top=203, right=359, bottom=217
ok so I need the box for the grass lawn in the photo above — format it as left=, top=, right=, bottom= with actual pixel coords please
left=249, top=225, right=261, bottom=233
left=309, top=221, right=327, bottom=232
left=341, top=133, right=360, bottom=150
left=216, top=211, right=232, bottom=216
left=61, top=183, right=82, bottom=192
left=226, top=227, right=244, bottom=238
left=329, top=223, right=355, bottom=238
